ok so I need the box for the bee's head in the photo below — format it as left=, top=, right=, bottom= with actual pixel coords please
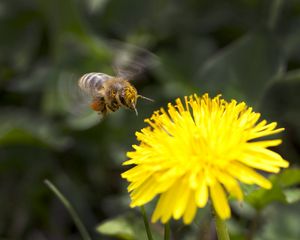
left=119, top=84, right=154, bottom=116
left=121, top=86, right=138, bottom=115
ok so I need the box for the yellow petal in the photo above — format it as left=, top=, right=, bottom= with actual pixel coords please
left=195, top=175, right=208, bottom=207
left=210, top=182, right=231, bottom=219
left=151, top=181, right=180, bottom=223
left=173, top=180, right=190, bottom=219
left=229, top=162, right=272, bottom=189
left=217, top=171, right=243, bottom=201
left=183, top=194, right=197, bottom=224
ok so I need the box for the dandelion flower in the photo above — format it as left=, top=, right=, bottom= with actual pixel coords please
left=121, top=94, right=289, bottom=224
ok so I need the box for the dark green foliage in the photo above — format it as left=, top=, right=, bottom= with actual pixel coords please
left=0, top=0, right=300, bottom=239
left=245, top=169, right=300, bottom=210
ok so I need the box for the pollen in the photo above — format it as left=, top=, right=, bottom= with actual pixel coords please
left=90, top=99, right=104, bottom=112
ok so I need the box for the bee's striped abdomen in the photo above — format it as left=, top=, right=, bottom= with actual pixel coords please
left=78, top=72, right=112, bottom=95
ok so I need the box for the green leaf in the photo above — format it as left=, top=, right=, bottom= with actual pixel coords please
left=254, top=203, right=300, bottom=240
left=260, top=69, right=300, bottom=124
left=0, top=109, right=70, bottom=149
left=96, top=212, right=155, bottom=240
left=0, top=5, right=42, bottom=75
left=97, top=216, right=135, bottom=240
left=283, top=189, right=300, bottom=204
left=196, top=32, right=283, bottom=105
left=260, top=70, right=300, bottom=163
left=245, top=168, right=300, bottom=210
left=273, top=168, right=300, bottom=188
left=245, top=184, right=286, bottom=210
left=155, top=37, right=215, bottom=98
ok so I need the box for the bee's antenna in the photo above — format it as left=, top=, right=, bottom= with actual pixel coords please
left=138, top=95, right=154, bottom=102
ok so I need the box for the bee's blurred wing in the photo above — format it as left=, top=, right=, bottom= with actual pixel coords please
left=57, top=72, right=102, bottom=129
left=58, top=72, right=92, bottom=115
left=110, top=41, right=159, bottom=80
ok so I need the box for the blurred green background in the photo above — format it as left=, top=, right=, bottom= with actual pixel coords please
left=0, top=0, right=300, bottom=239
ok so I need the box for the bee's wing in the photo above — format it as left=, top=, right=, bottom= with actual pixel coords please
left=59, top=72, right=93, bottom=115
left=58, top=72, right=104, bottom=129
left=110, top=41, right=159, bottom=80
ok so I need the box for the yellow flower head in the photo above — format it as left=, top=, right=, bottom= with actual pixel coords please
left=121, top=94, right=289, bottom=224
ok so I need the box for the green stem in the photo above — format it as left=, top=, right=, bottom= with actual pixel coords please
left=140, top=206, right=153, bottom=240
left=44, top=179, right=92, bottom=240
left=268, top=0, right=284, bottom=31
left=164, top=222, right=170, bottom=240
left=212, top=207, right=230, bottom=240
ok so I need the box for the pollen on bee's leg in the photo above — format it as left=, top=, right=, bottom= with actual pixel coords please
left=90, top=99, right=105, bottom=112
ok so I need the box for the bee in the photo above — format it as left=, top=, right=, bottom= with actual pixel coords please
left=78, top=72, right=153, bottom=116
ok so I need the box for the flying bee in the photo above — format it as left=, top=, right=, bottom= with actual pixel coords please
left=78, top=72, right=153, bottom=116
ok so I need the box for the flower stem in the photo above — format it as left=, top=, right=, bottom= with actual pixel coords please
left=212, top=207, right=230, bottom=240
left=268, top=0, right=284, bottom=31
left=140, top=206, right=154, bottom=240
left=44, top=179, right=92, bottom=240
left=164, top=222, right=170, bottom=240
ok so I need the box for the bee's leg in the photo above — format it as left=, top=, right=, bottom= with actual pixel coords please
left=111, top=100, right=120, bottom=111
left=100, top=107, right=108, bottom=116
left=106, top=94, right=120, bottom=112
left=106, top=89, right=120, bottom=112
left=106, top=103, right=119, bottom=113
